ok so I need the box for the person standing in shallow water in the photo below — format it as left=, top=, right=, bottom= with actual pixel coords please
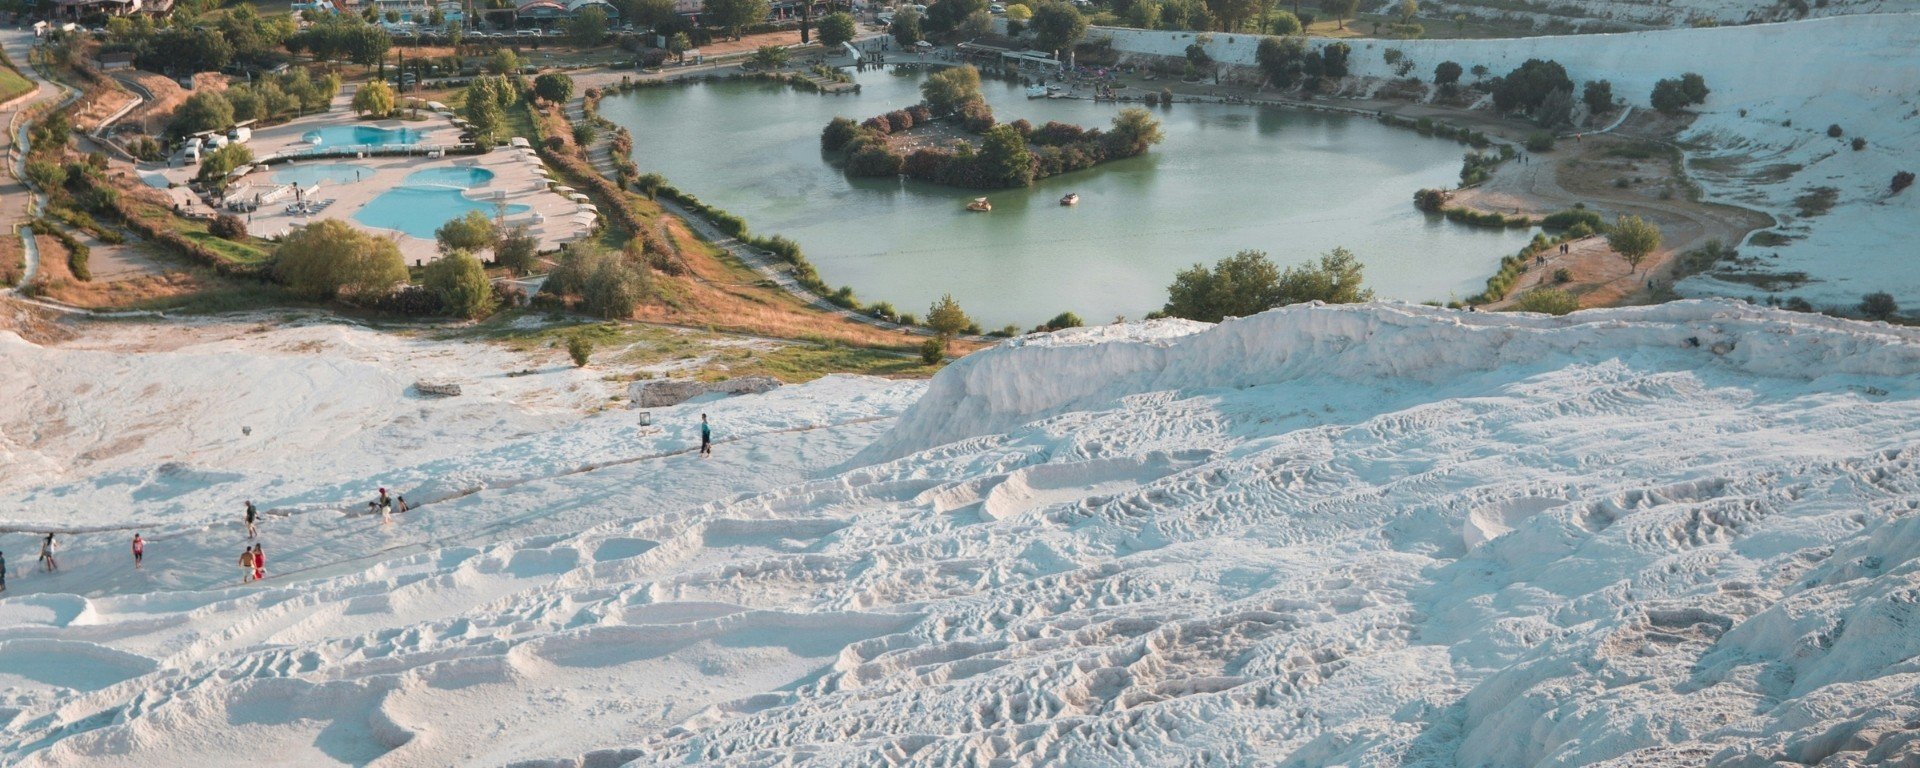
left=132, top=534, right=145, bottom=570
left=699, top=414, right=712, bottom=458
left=40, top=533, right=57, bottom=572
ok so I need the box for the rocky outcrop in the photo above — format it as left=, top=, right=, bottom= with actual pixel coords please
left=628, top=376, right=782, bottom=408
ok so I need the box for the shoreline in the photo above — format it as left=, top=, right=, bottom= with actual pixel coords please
left=588, top=54, right=1771, bottom=315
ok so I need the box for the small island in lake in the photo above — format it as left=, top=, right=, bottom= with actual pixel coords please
left=820, top=65, right=1164, bottom=190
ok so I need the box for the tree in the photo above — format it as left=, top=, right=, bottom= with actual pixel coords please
left=818, top=11, right=857, bottom=48
left=424, top=251, right=495, bottom=319
left=195, top=143, right=255, bottom=189
left=979, top=124, right=1034, bottom=187
left=624, top=0, right=679, bottom=29
left=750, top=45, right=790, bottom=70
left=1323, top=0, right=1357, bottom=28
left=1650, top=79, right=1688, bottom=114
left=926, top=293, right=972, bottom=352
left=1582, top=80, right=1613, bottom=117
left=1535, top=86, right=1574, bottom=129
left=1860, top=292, right=1899, bottom=320
left=353, top=79, right=396, bottom=117
left=1267, top=9, right=1300, bottom=34
left=1320, top=41, right=1350, bottom=77
left=435, top=210, right=498, bottom=256
left=926, top=0, right=988, bottom=35
left=1679, top=72, right=1709, bottom=104
left=1607, top=214, right=1660, bottom=272
left=1433, top=60, right=1462, bottom=86
left=347, top=24, right=392, bottom=69
left=919, top=337, right=944, bottom=365
left=568, top=334, right=594, bottom=366
left=1029, top=1, right=1090, bottom=53
left=1160, top=248, right=1371, bottom=322
left=1105, top=107, right=1164, bottom=156
left=959, top=8, right=995, bottom=38
left=533, top=72, right=575, bottom=104
left=1491, top=59, right=1572, bottom=116
left=921, top=65, right=983, bottom=114
left=544, top=244, right=652, bottom=318
left=1396, top=0, right=1417, bottom=22
left=494, top=225, right=540, bottom=275
left=464, top=81, right=507, bottom=144
left=669, top=32, right=693, bottom=63
left=209, top=214, right=248, bottom=240
left=891, top=7, right=925, bottom=46
left=1256, top=35, right=1307, bottom=88
left=488, top=48, right=520, bottom=75
left=706, top=0, right=771, bottom=40
left=274, top=220, right=408, bottom=302
left=568, top=6, right=610, bottom=46
left=171, top=91, right=234, bottom=137
left=1204, top=0, right=1258, bottom=31
left=1006, top=2, right=1034, bottom=20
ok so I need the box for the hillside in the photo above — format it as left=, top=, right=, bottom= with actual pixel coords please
left=3, top=301, right=1919, bottom=765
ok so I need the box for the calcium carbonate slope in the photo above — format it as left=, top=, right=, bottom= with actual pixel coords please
left=4, top=302, right=1920, bottom=766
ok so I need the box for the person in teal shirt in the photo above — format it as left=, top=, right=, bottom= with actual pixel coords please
left=699, top=414, right=712, bottom=457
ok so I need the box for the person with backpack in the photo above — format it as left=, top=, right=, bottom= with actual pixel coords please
left=245, top=500, right=258, bottom=540
left=699, top=414, right=713, bottom=458
left=39, top=533, right=57, bottom=573
left=132, top=534, right=145, bottom=570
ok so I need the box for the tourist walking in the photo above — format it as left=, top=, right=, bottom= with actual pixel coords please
left=246, top=500, right=258, bottom=539
left=240, top=547, right=256, bottom=583
left=699, top=414, right=713, bottom=457
left=132, top=534, right=145, bottom=570
left=39, top=533, right=57, bottom=573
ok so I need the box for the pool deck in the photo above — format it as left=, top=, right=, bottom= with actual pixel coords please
left=149, top=101, right=593, bottom=264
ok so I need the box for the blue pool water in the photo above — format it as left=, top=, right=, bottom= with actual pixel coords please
left=404, top=166, right=496, bottom=188
left=354, top=187, right=530, bottom=239
left=273, top=163, right=372, bottom=186
left=300, top=125, right=424, bottom=147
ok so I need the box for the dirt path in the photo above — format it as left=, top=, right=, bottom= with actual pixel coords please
left=1452, top=133, right=1773, bottom=308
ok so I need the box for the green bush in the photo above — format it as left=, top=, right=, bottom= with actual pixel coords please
left=919, top=337, right=944, bottom=365
left=1509, top=288, right=1578, bottom=315
left=1539, top=208, right=1603, bottom=231
left=568, top=334, right=593, bottom=366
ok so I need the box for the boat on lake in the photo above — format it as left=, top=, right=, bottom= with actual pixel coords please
left=966, top=197, right=991, bottom=212
left=1059, top=193, right=1079, bottom=206
left=1026, top=84, right=1047, bottom=98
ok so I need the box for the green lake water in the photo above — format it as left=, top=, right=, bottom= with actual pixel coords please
left=599, top=68, right=1534, bottom=327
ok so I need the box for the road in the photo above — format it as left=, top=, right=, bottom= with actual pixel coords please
left=0, top=28, right=76, bottom=295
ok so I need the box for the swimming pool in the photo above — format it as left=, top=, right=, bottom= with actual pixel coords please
left=299, top=125, right=424, bottom=147
left=274, top=163, right=373, bottom=187
left=354, top=187, right=530, bottom=239
left=404, top=166, right=496, bottom=189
